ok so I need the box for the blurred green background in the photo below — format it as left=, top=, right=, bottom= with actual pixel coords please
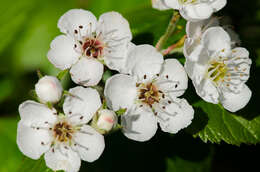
left=0, top=0, right=260, bottom=171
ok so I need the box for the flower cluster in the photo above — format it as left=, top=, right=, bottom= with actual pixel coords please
left=17, top=1, right=252, bottom=171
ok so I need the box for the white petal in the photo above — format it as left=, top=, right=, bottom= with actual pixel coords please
left=220, top=85, right=252, bottom=112
left=17, top=121, right=51, bottom=160
left=165, top=0, right=180, bottom=9
left=210, top=0, right=227, bottom=11
left=98, top=12, right=132, bottom=72
left=70, top=58, right=104, bottom=86
left=180, top=3, right=214, bottom=22
left=186, top=17, right=219, bottom=39
left=47, top=35, right=80, bottom=70
left=18, top=100, right=57, bottom=126
left=122, top=106, right=158, bottom=142
left=73, top=125, right=105, bottom=162
left=152, top=0, right=171, bottom=10
left=194, top=78, right=219, bottom=104
left=157, top=98, right=194, bottom=134
left=98, top=11, right=132, bottom=41
left=44, top=146, right=81, bottom=172
left=63, top=86, right=102, bottom=124
left=125, top=44, right=163, bottom=80
left=103, top=42, right=130, bottom=72
left=201, top=27, right=231, bottom=55
left=58, top=9, right=97, bottom=36
left=104, top=74, right=137, bottom=111
left=231, top=47, right=249, bottom=59
left=157, top=59, right=188, bottom=97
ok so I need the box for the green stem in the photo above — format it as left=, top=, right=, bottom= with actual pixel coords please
left=156, top=11, right=180, bottom=51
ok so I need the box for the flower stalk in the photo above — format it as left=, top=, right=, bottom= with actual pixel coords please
left=156, top=11, right=180, bottom=51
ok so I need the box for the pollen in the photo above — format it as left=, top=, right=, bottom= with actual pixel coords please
left=53, top=121, right=74, bottom=143
left=138, top=82, right=160, bottom=107
left=82, top=38, right=104, bottom=58
left=207, top=59, right=228, bottom=84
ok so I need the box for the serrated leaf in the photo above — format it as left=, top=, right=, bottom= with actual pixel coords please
left=191, top=101, right=260, bottom=146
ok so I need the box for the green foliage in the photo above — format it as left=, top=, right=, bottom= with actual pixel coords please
left=191, top=101, right=260, bottom=146
left=0, top=117, right=22, bottom=172
left=17, top=157, right=51, bottom=172
left=166, top=155, right=212, bottom=172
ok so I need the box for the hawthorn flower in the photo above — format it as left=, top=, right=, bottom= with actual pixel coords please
left=35, top=76, right=63, bottom=104
left=184, top=27, right=252, bottom=112
left=47, top=9, right=132, bottom=86
left=184, top=17, right=241, bottom=62
left=152, top=0, right=227, bottom=21
left=104, top=44, right=194, bottom=142
left=17, top=87, right=104, bottom=172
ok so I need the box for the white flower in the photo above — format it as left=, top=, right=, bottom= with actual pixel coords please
left=96, top=109, right=117, bottom=132
left=104, top=44, right=194, bottom=142
left=35, top=76, right=63, bottom=103
left=184, top=17, right=241, bottom=62
left=152, top=0, right=227, bottom=21
left=184, top=26, right=252, bottom=112
left=47, top=9, right=132, bottom=86
left=17, top=87, right=104, bottom=172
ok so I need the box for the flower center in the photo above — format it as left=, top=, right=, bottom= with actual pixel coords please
left=138, top=82, right=160, bottom=107
left=82, top=38, right=104, bottom=58
left=53, top=121, right=74, bottom=142
left=207, top=59, right=228, bottom=84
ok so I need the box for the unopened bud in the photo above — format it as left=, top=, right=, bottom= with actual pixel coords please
left=96, top=109, right=117, bottom=132
left=35, top=76, right=63, bottom=103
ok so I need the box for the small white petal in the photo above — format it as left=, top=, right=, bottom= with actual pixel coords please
left=152, top=0, right=171, bottom=10
left=35, top=76, right=63, bottom=103
left=98, top=12, right=132, bottom=72
left=17, top=121, right=51, bottom=160
left=157, top=98, right=194, bottom=134
left=70, top=58, right=104, bottom=86
left=194, top=78, right=219, bottom=104
left=220, top=85, right=252, bottom=112
left=98, top=11, right=132, bottom=42
left=180, top=3, right=214, bottom=22
left=125, top=44, right=163, bottom=80
left=210, top=0, right=227, bottom=11
left=186, top=17, right=219, bottom=39
left=165, top=0, right=180, bottom=9
left=104, top=74, right=137, bottom=111
left=201, top=27, right=231, bottom=56
left=73, top=125, right=105, bottom=162
left=18, top=100, right=57, bottom=126
left=47, top=35, right=80, bottom=70
left=122, top=106, right=158, bottom=142
left=58, top=9, right=97, bottom=36
left=157, top=59, right=188, bottom=97
left=231, top=47, right=249, bottom=59
left=44, top=146, right=81, bottom=172
left=63, top=86, right=102, bottom=124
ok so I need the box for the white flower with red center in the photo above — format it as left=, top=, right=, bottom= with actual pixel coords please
left=152, top=0, right=227, bottom=21
left=47, top=9, right=132, bottom=86
left=17, top=86, right=105, bottom=172
left=184, top=27, right=252, bottom=112
left=35, top=76, right=63, bottom=104
left=104, top=44, right=194, bottom=142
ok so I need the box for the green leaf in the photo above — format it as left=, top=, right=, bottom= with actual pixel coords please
left=0, top=117, right=23, bottom=172
left=190, top=101, right=260, bottom=146
left=115, top=108, right=127, bottom=116
left=0, top=79, right=14, bottom=103
left=17, top=157, right=51, bottom=172
left=57, top=69, right=69, bottom=81
left=166, top=156, right=212, bottom=172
